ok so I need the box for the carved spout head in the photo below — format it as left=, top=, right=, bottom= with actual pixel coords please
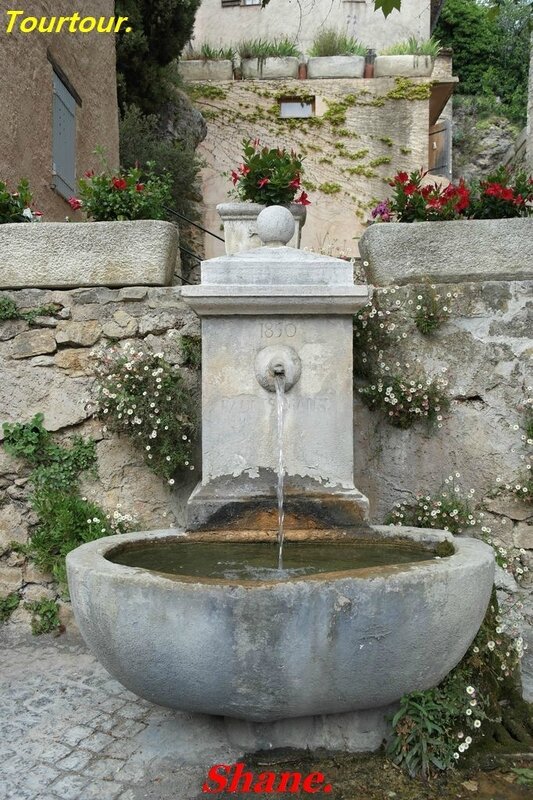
left=255, top=345, right=301, bottom=392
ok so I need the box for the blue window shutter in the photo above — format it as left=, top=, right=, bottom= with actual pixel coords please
left=52, top=72, right=76, bottom=198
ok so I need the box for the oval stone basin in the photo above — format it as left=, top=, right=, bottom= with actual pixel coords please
left=66, top=526, right=494, bottom=722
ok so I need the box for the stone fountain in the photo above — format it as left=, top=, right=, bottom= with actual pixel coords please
left=67, top=207, right=494, bottom=752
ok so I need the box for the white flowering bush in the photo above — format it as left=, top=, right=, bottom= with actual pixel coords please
left=358, top=369, right=450, bottom=429
left=388, top=594, right=528, bottom=778
left=386, top=475, right=476, bottom=534
left=413, top=285, right=454, bottom=335
left=95, top=347, right=196, bottom=483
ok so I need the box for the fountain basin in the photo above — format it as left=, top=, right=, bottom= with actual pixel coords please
left=67, top=527, right=493, bottom=723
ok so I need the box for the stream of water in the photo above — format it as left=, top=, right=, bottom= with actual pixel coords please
left=275, top=374, right=286, bottom=570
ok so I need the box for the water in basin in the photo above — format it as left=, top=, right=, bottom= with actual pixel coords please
left=107, top=538, right=440, bottom=582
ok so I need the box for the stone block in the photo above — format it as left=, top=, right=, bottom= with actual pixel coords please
left=359, top=219, right=533, bottom=286
left=0, top=504, right=28, bottom=555
left=242, top=57, right=299, bottom=80
left=56, top=320, right=102, bottom=346
left=0, top=221, right=178, bottom=289
left=484, top=494, right=533, bottom=522
left=102, top=310, right=138, bottom=339
left=374, top=55, right=434, bottom=78
left=54, top=348, right=93, bottom=375
left=179, top=59, right=233, bottom=82
left=0, top=565, right=23, bottom=593
left=307, top=56, right=365, bottom=79
left=0, top=320, right=28, bottom=341
left=514, top=523, right=533, bottom=550
left=11, top=329, right=57, bottom=359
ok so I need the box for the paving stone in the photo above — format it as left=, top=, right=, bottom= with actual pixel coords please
left=88, top=756, right=127, bottom=780
left=81, top=779, right=124, bottom=799
left=49, top=774, right=89, bottom=800
left=60, top=725, right=95, bottom=747
left=81, top=731, right=115, bottom=753
left=57, top=749, right=93, bottom=771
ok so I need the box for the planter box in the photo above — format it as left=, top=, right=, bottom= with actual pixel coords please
left=0, top=220, right=178, bottom=289
left=217, top=202, right=306, bottom=255
left=374, top=55, right=433, bottom=78
left=179, top=59, right=233, bottom=82
left=241, top=57, right=299, bottom=80
left=359, top=218, right=533, bottom=286
left=307, top=56, right=365, bottom=79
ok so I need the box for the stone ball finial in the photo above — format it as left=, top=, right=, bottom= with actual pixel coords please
left=256, top=206, right=295, bottom=247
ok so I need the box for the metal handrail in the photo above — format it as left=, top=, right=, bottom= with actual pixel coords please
left=165, top=206, right=225, bottom=243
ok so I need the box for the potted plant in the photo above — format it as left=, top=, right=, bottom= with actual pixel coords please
left=307, top=29, right=366, bottom=79
left=179, top=43, right=234, bottom=82
left=217, top=138, right=310, bottom=254
left=360, top=167, right=533, bottom=286
left=238, top=38, right=300, bottom=80
left=374, top=37, right=440, bottom=78
left=0, top=162, right=179, bottom=290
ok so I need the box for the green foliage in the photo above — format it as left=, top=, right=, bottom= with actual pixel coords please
left=468, top=166, right=533, bottom=220
left=386, top=481, right=476, bottom=535
left=25, top=599, right=62, bottom=636
left=358, top=371, right=450, bottom=429
left=414, top=285, right=451, bottom=335
left=0, top=296, right=20, bottom=320
left=388, top=593, right=527, bottom=777
left=0, top=297, right=62, bottom=325
left=435, top=0, right=531, bottom=125
left=318, top=182, right=341, bottom=194
left=309, top=28, right=366, bottom=57
left=512, top=768, right=533, bottom=786
left=94, top=348, right=196, bottom=482
left=188, top=84, right=227, bottom=100
left=2, top=414, right=124, bottom=593
left=74, top=155, right=172, bottom=221
left=238, top=38, right=300, bottom=59
left=353, top=298, right=394, bottom=378
left=181, top=335, right=201, bottom=370
left=182, top=42, right=234, bottom=61
left=0, top=592, right=20, bottom=623
left=231, top=139, right=308, bottom=206
left=0, top=178, right=39, bottom=223
left=369, top=156, right=392, bottom=168
left=115, top=0, right=201, bottom=113
left=373, top=0, right=402, bottom=16
left=381, top=36, right=441, bottom=57
left=386, top=78, right=432, bottom=101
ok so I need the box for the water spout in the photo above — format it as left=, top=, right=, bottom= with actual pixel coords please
left=274, top=373, right=286, bottom=569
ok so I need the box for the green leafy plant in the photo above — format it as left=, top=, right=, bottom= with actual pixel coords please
left=2, top=414, right=129, bottom=592
left=386, top=477, right=476, bottom=535
left=70, top=153, right=172, bottom=221
left=25, top=599, right=62, bottom=636
left=181, top=335, right=201, bottom=370
left=358, top=370, right=450, bottom=429
left=231, top=138, right=310, bottom=206
left=0, top=295, right=61, bottom=324
left=414, top=285, right=451, bottom=335
left=182, top=42, right=234, bottom=60
left=309, top=28, right=366, bottom=57
left=0, top=296, right=20, bottom=320
left=94, top=347, right=196, bottom=482
left=381, top=36, right=441, bottom=57
left=0, top=592, right=20, bottom=623
left=0, top=178, right=41, bottom=223
left=238, top=38, right=300, bottom=60
left=388, top=593, right=528, bottom=777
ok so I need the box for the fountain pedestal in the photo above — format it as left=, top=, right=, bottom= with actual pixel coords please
left=182, top=207, right=371, bottom=530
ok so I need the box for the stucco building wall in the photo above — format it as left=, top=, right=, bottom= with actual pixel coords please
left=0, top=1, right=119, bottom=220
left=194, top=77, right=430, bottom=257
left=191, top=0, right=430, bottom=54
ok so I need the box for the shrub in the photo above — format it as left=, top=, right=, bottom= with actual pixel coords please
left=353, top=298, right=394, bottom=378
left=182, top=43, right=234, bottom=60
left=94, top=347, right=196, bottom=483
left=381, top=36, right=441, bottom=57
left=0, top=178, right=41, bottom=223
left=231, top=138, right=310, bottom=206
left=358, top=370, right=450, bottom=429
left=309, top=29, right=366, bottom=57
left=386, top=477, right=476, bottom=535
left=70, top=155, right=173, bottom=221
left=0, top=592, right=20, bottom=623
left=25, top=599, right=62, bottom=636
left=413, top=285, right=451, bottom=335
left=238, top=38, right=300, bottom=60
left=2, top=413, right=129, bottom=593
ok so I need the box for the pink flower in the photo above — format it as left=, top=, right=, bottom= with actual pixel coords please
left=295, top=191, right=311, bottom=206
left=257, top=177, right=270, bottom=188
left=231, top=170, right=240, bottom=186
left=68, top=197, right=83, bottom=211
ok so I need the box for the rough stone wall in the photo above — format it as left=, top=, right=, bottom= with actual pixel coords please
left=196, top=77, right=430, bottom=257
left=191, top=0, right=430, bottom=55
left=354, top=279, right=533, bottom=557
left=0, top=287, right=200, bottom=604
left=0, top=0, right=119, bottom=220
left=527, top=32, right=533, bottom=171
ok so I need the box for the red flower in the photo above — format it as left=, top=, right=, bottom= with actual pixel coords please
left=484, top=182, right=502, bottom=197
left=68, top=197, right=83, bottom=211
left=135, top=183, right=145, bottom=192
left=403, top=183, right=416, bottom=196
left=396, top=172, right=409, bottom=185
left=84, top=170, right=95, bottom=178
left=33, top=210, right=43, bottom=217
left=239, top=164, right=250, bottom=176
left=257, top=177, right=270, bottom=188
left=112, top=177, right=127, bottom=190
left=252, top=137, right=261, bottom=147
left=500, top=187, right=514, bottom=201
left=231, top=170, right=240, bottom=186
left=295, top=191, right=311, bottom=206
left=289, top=176, right=301, bottom=189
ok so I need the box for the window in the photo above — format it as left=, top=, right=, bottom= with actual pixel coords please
left=52, top=71, right=78, bottom=199
left=221, top=0, right=261, bottom=5
left=279, top=97, right=315, bottom=119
